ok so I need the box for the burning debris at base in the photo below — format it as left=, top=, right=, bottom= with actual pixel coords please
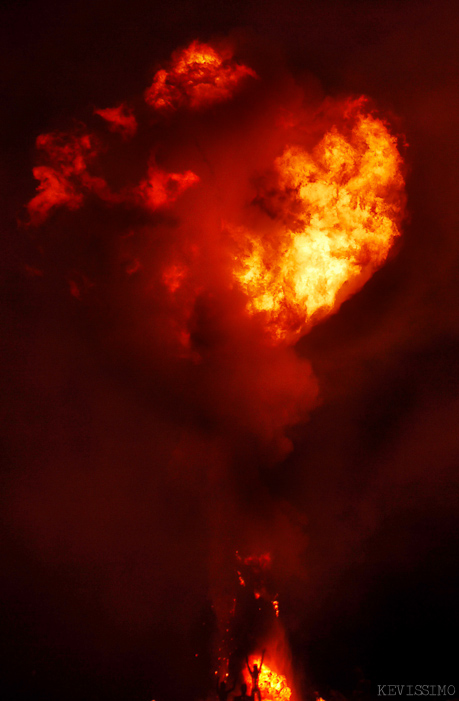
left=212, top=553, right=294, bottom=701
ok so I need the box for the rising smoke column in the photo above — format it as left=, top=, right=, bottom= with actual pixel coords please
left=22, top=37, right=406, bottom=700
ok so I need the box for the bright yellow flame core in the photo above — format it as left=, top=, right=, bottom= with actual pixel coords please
left=233, top=110, right=405, bottom=341
left=257, top=665, right=292, bottom=701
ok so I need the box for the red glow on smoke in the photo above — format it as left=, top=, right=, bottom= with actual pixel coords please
left=162, top=263, right=188, bottom=293
left=144, top=40, right=257, bottom=111
left=27, top=130, right=112, bottom=223
left=243, top=553, right=272, bottom=571
left=94, top=103, right=137, bottom=139
left=134, top=164, right=199, bottom=210
left=27, top=135, right=199, bottom=225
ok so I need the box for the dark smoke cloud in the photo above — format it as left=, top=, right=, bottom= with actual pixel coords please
left=1, top=1, right=459, bottom=699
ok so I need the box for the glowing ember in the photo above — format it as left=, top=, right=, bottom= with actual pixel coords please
left=231, top=100, right=405, bottom=341
left=144, top=40, right=257, bottom=111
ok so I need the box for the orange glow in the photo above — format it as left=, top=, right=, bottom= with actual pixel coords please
left=144, top=40, right=256, bottom=111
left=231, top=100, right=405, bottom=342
left=245, top=657, right=292, bottom=701
left=94, top=103, right=137, bottom=139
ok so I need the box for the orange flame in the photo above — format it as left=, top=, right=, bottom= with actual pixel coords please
left=231, top=100, right=405, bottom=342
left=145, top=40, right=256, bottom=111
left=258, top=665, right=292, bottom=701
left=245, top=657, right=292, bottom=701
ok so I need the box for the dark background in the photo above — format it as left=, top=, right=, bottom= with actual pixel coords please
left=1, top=1, right=459, bottom=700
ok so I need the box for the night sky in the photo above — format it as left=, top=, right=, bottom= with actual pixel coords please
left=1, top=1, right=459, bottom=700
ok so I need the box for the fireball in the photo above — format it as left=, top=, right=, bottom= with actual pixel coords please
left=231, top=101, right=405, bottom=342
